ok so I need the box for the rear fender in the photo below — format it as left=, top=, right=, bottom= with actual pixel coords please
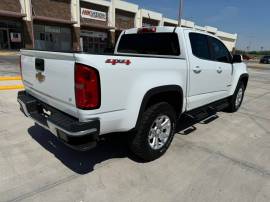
left=135, top=85, right=184, bottom=130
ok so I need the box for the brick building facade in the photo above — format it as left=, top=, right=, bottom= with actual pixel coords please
left=0, top=0, right=25, bottom=49
left=0, top=0, right=237, bottom=52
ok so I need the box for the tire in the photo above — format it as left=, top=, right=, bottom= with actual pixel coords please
left=129, top=102, right=176, bottom=161
left=226, top=82, right=245, bottom=112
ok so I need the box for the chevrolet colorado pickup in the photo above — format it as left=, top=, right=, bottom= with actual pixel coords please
left=18, top=27, right=248, bottom=161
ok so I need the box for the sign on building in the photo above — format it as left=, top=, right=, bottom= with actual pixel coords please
left=10, top=33, right=22, bottom=43
left=81, top=8, right=107, bottom=21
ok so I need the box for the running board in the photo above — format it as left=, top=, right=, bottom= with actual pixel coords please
left=184, top=99, right=229, bottom=122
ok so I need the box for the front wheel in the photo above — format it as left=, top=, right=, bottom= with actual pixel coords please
left=129, top=102, right=176, bottom=161
left=226, top=82, right=245, bottom=112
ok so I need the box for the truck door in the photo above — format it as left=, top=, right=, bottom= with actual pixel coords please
left=185, top=32, right=229, bottom=110
left=207, top=36, right=233, bottom=91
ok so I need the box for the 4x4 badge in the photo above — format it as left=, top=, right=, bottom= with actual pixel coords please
left=106, top=59, right=131, bottom=65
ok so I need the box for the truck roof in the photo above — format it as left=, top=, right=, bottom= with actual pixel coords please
left=123, top=26, right=218, bottom=39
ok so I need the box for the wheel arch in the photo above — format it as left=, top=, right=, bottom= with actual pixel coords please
left=135, top=85, right=184, bottom=130
left=239, top=73, right=249, bottom=90
left=229, top=72, right=249, bottom=96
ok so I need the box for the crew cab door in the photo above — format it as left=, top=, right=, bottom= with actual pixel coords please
left=184, top=31, right=232, bottom=110
left=207, top=35, right=233, bottom=91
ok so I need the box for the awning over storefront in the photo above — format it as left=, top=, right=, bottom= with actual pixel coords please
left=0, top=10, right=26, bottom=18
left=33, top=16, right=77, bottom=25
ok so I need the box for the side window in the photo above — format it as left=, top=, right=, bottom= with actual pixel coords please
left=189, top=33, right=211, bottom=60
left=209, top=37, right=232, bottom=63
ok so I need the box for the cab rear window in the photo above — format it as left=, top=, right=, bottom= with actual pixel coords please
left=117, top=33, right=180, bottom=56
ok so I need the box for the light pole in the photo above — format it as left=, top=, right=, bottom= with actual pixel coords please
left=30, top=0, right=35, bottom=48
left=178, top=0, right=184, bottom=27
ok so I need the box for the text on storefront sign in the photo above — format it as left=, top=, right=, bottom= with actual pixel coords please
left=81, top=8, right=107, bottom=21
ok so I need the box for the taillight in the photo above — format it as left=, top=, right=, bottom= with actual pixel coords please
left=75, top=63, right=101, bottom=109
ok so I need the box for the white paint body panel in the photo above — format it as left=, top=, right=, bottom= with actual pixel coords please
left=183, top=30, right=235, bottom=110
left=20, top=27, right=248, bottom=135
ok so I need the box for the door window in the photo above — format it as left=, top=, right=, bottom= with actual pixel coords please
left=189, top=33, right=211, bottom=60
left=208, top=37, right=232, bottom=63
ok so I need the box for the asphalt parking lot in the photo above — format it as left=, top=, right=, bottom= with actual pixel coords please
left=0, top=63, right=270, bottom=201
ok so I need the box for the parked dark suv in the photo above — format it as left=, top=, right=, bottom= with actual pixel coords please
left=260, top=56, right=270, bottom=64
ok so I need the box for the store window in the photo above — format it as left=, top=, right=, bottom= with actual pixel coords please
left=80, top=30, right=108, bottom=54
left=34, top=24, right=72, bottom=51
left=0, top=19, right=23, bottom=50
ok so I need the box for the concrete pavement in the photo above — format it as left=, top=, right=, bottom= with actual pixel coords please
left=246, top=61, right=270, bottom=70
left=0, top=54, right=20, bottom=77
left=0, top=68, right=270, bottom=202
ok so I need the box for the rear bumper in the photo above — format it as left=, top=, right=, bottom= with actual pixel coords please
left=17, top=91, right=100, bottom=151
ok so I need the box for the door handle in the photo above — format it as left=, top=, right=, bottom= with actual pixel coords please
left=193, top=66, right=202, bottom=74
left=217, top=67, right=222, bottom=74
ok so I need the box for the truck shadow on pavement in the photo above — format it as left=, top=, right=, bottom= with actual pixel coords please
left=27, top=111, right=219, bottom=175
left=28, top=125, right=131, bottom=174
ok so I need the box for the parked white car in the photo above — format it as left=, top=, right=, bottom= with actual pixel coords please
left=18, top=26, right=248, bottom=161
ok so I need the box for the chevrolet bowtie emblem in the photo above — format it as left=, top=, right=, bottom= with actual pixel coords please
left=36, top=72, right=45, bottom=83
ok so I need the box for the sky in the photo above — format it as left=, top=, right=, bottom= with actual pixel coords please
left=127, top=0, right=269, bottom=51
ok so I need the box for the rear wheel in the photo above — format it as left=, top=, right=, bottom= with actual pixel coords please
left=129, top=102, right=176, bottom=161
left=227, top=82, right=245, bottom=112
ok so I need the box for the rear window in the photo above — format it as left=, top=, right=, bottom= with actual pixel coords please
left=117, top=33, right=180, bottom=56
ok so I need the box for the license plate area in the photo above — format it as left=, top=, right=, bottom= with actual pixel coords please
left=36, top=103, right=52, bottom=118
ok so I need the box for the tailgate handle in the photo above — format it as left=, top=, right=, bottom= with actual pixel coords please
left=35, top=58, right=44, bottom=72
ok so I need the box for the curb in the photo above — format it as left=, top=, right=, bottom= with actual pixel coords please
left=0, top=76, right=22, bottom=81
left=0, top=51, right=19, bottom=56
left=0, top=76, right=24, bottom=90
left=0, top=85, right=24, bottom=90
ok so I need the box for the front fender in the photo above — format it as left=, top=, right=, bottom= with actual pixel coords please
left=229, top=63, right=249, bottom=95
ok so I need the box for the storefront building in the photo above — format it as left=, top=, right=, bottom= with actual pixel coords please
left=164, top=22, right=177, bottom=27
left=0, top=0, right=25, bottom=50
left=139, top=9, right=162, bottom=28
left=115, top=9, right=135, bottom=42
left=142, top=18, right=159, bottom=27
left=0, top=0, right=238, bottom=52
left=112, top=0, right=138, bottom=43
left=80, top=1, right=112, bottom=53
left=31, top=0, right=75, bottom=51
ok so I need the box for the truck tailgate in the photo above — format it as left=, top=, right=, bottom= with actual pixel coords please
left=20, top=50, right=78, bottom=117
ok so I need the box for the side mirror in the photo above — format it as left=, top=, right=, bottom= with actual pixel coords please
left=232, top=55, right=243, bottom=63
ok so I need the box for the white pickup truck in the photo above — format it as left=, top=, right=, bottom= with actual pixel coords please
left=18, top=26, right=248, bottom=161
